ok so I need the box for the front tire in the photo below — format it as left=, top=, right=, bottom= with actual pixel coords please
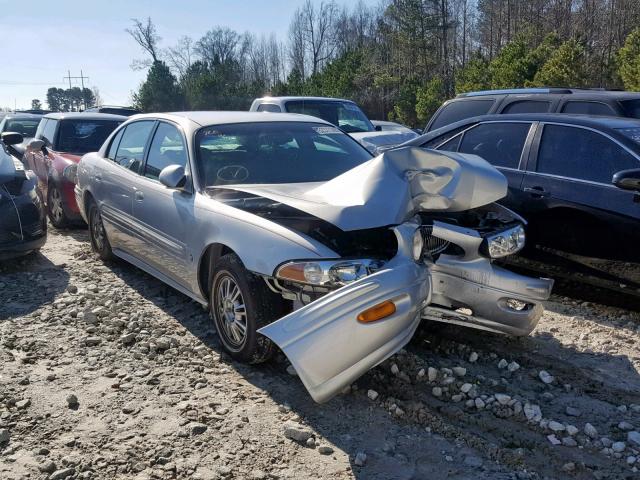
left=47, top=184, right=69, bottom=228
left=210, top=253, right=286, bottom=364
left=88, top=201, right=113, bottom=261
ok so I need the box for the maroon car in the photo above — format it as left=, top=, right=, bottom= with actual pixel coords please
left=23, top=112, right=124, bottom=227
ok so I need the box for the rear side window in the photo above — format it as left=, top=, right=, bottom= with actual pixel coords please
left=620, top=99, right=640, bottom=119
left=144, top=122, right=187, bottom=180
left=561, top=101, right=616, bottom=115
left=421, top=125, right=469, bottom=149
left=114, top=121, right=155, bottom=173
left=107, top=128, right=124, bottom=160
left=257, top=104, right=281, bottom=112
left=501, top=100, right=551, bottom=114
left=537, top=124, right=639, bottom=183
left=458, top=122, right=531, bottom=169
left=428, top=100, right=495, bottom=131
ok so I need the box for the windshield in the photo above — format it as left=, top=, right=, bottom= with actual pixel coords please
left=285, top=100, right=374, bottom=133
left=3, top=118, right=41, bottom=138
left=57, top=120, right=122, bottom=154
left=195, top=121, right=373, bottom=186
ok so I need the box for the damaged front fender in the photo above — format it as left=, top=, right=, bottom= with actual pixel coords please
left=259, top=224, right=430, bottom=403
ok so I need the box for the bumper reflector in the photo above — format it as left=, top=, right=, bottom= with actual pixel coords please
left=357, top=300, right=396, bottom=323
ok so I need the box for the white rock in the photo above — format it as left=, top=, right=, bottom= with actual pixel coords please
left=451, top=394, right=463, bottom=402
left=390, top=363, right=399, bottom=375
left=452, top=367, right=466, bottom=377
left=497, top=359, right=508, bottom=369
left=495, top=393, right=511, bottom=405
left=524, top=403, right=542, bottom=422
left=286, top=365, right=298, bottom=376
left=584, top=423, right=598, bottom=439
left=417, top=368, right=426, bottom=378
left=627, top=431, right=640, bottom=446
left=354, top=452, right=367, bottom=466
left=460, top=383, right=473, bottom=394
left=547, top=434, right=561, bottom=445
left=612, top=442, right=626, bottom=453
left=469, top=352, right=478, bottom=363
left=427, top=367, right=438, bottom=382
left=566, top=425, right=579, bottom=436
left=539, top=370, right=554, bottom=384
left=549, top=421, right=565, bottom=432
left=507, top=361, right=520, bottom=372
left=619, top=421, right=635, bottom=431
left=367, top=389, right=379, bottom=401
left=475, top=398, right=485, bottom=409
left=432, top=387, right=442, bottom=397
left=627, top=456, right=637, bottom=465
left=283, top=424, right=312, bottom=443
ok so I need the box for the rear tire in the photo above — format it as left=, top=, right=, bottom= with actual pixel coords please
left=88, top=201, right=113, bottom=261
left=210, top=253, right=286, bottom=364
left=47, top=184, right=69, bottom=228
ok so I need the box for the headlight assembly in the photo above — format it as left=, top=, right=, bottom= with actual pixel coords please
left=63, top=164, right=78, bottom=184
left=276, top=259, right=385, bottom=287
left=480, top=224, right=526, bottom=259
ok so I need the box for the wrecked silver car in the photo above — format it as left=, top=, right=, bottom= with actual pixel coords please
left=75, top=112, right=553, bottom=403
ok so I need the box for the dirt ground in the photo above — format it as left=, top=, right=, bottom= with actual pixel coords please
left=1, top=227, right=640, bottom=480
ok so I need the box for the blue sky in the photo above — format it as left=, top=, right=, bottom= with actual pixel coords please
left=0, top=0, right=357, bottom=110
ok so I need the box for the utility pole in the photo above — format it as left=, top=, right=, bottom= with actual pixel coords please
left=62, top=70, right=91, bottom=111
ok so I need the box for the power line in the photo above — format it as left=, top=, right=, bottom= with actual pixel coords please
left=63, top=70, right=90, bottom=90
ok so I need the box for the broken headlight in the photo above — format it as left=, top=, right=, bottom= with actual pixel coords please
left=480, top=224, right=526, bottom=259
left=276, top=259, right=385, bottom=287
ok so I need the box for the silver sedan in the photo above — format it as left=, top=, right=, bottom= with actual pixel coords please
left=75, top=112, right=552, bottom=403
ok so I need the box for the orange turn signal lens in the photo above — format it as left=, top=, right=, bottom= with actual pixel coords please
left=357, top=300, right=396, bottom=323
left=277, top=263, right=307, bottom=282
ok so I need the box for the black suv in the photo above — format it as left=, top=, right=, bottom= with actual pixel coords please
left=424, top=88, right=640, bottom=133
left=405, top=113, right=640, bottom=260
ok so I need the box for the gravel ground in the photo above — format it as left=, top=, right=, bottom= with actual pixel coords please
left=1, top=227, right=640, bottom=480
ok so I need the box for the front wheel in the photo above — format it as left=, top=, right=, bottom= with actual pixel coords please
left=210, top=253, right=287, bottom=364
left=88, top=201, right=113, bottom=261
left=47, top=184, right=69, bottom=228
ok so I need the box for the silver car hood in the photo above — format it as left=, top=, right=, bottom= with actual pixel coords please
left=218, top=146, right=508, bottom=231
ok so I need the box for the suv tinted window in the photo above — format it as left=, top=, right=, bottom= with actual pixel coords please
left=144, top=122, right=187, bottom=180
left=429, top=100, right=494, bottom=131
left=42, top=119, right=58, bottom=147
left=537, top=124, right=639, bottom=183
left=502, top=100, right=551, bottom=114
left=561, top=101, right=616, bottom=115
left=458, top=122, right=531, bottom=168
left=114, top=121, right=155, bottom=173
left=257, top=104, right=281, bottom=112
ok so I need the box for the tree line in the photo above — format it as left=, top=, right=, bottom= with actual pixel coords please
left=130, top=0, right=640, bottom=127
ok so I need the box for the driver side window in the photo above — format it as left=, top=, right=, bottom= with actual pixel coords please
left=144, top=122, right=188, bottom=180
left=114, top=121, right=155, bottom=173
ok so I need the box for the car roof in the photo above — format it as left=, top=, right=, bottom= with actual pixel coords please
left=254, top=96, right=357, bottom=104
left=44, top=112, right=127, bottom=121
left=458, top=113, right=640, bottom=128
left=128, top=111, right=334, bottom=127
left=456, top=88, right=640, bottom=99
left=2, top=113, right=43, bottom=120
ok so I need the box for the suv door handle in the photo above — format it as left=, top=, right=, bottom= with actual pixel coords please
left=135, top=190, right=144, bottom=201
left=523, top=186, right=550, bottom=198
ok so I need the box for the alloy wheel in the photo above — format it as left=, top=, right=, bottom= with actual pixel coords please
left=90, top=207, right=106, bottom=252
left=49, top=187, right=64, bottom=224
left=215, top=273, right=248, bottom=350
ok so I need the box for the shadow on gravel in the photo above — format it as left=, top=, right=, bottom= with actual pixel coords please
left=0, top=251, right=70, bottom=319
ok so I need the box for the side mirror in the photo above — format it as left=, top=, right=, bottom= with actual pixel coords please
left=612, top=168, right=640, bottom=192
left=1, top=132, right=23, bottom=146
left=27, top=138, right=45, bottom=151
left=374, top=125, right=383, bottom=131
left=159, top=164, right=187, bottom=189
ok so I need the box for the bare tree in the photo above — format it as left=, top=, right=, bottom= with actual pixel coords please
left=300, top=0, right=338, bottom=75
left=288, top=9, right=307, bottom=77
left=165, top=36, right=195, bottom=77
left=195, top=27, right=241, bottom=65
left=126, top=17, right=161, bottom=69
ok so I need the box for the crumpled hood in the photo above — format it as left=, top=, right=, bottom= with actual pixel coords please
left=218, top=146, right=508, bottom=231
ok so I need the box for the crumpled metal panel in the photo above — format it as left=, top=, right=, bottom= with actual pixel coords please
left=218, top=146, right=508, bottom=231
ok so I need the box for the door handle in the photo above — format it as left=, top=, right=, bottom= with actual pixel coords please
left=135, top=190, right=144, bottom=201
left=523, top=187, right=550, bottom=198
left=94, top=174, right=102, bottom=183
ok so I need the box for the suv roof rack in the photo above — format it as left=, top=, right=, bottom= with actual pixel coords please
left=457, top=88, right=574, bottom=98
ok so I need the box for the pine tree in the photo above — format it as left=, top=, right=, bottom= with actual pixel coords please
left=617, top=28, right=640, bottom=91
left=530, top=40, right=586, bottom=88
left=133, top=61, right=183, bottom=112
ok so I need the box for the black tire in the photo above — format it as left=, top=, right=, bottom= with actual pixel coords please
left=88, top=201, right=113, bottom=261
left=46, top=184, right=69, bottom=228
left=210, top=253, right=286, bottom=364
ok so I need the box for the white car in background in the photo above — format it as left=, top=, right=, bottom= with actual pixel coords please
left=250, top=96, right=418, bottom=154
